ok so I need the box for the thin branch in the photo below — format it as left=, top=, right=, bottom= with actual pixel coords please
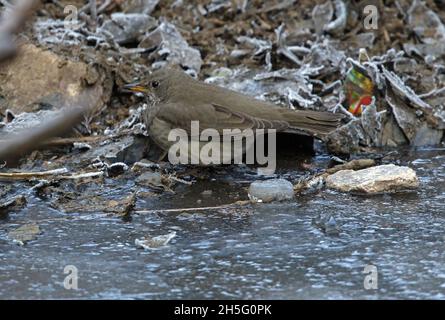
left=0, top=168, right=103, bottom=181
left=89, top=0, right=97, bottom=28
left=418, top=87, right=445, bottom=99
left=0, top=168, right=69, bottom=180
left=168, top=175, right=193, bottom=185
left=97, top=0, right=112, bottom=14
left=135, top=200, right=251, bottom=214
left=0, top=0, right=40, bottom=61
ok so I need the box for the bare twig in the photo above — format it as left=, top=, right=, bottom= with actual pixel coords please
left=79, top=2, right=90, bottom=13
left=61, top=171, right=103, bottom=180
left=97, top=0, right=112, bottom=14
left=0, top=0, right=40, bottom=61
left=39, top=135, right=111, bottom=147
left=135, top=200, right=251, bottom=214
left=325, top=159, right=376, bottom=174
left=168, top=175, right=193, bottom=185
left=418, top=87, right=445, bottom=99
left=275, top=24, right=302, bottom=66
left=131, top=161, right=161, bottom=171
left=0, top=168, right=104, bottom=181
left=78, top=0, right=97, bottom=30
left=0, top=168, right=69, bottom=180
left=89, top=0, right=97, bottom=29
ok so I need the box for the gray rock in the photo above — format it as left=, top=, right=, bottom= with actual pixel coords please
left=326, top=164, right=419, bottom=194
left=248, top=179, right=294, bottom=202
left=0, top=195, right=27, bottom=215
left=83, top=135, right=150, bottom=165
left=0, top=110, right=63, bottom=134
left=139, top=21, right=202, bottom=74
left=360, top=103, right=384, bottom=147
left=407, top=0, right=445, bottom=44
left=8, top=223, right=41, bottom=246
left=411, top=123, right=444, bottom=146
left=385, top=86, right=442, bottom=145
left=312, top=1, right=334, bottom=35
left=383, top=67, right=445, bottom=131
left=122, top=0, right=159, bottom=15
left=403, top=42, right=445, bottom=63
left=312, top=213, right=340, bottom=236
left=323, top=0, right=347, bottom=35
left=326, top=116, right=365, bottom=154
left=327, top=85, right=443, bottom=154
left=380, top=113, right=409, bottom=147
left=135, top=171, right=162, bottom=186
left=201, top=190, right=213, bottom=197
left=0, top=43, right=105, bottom=114
left=135, top=231, right=176, bottom=249
left=350, top=32, right=376, bottom=48
left=99, top=13, right=157, bottom=45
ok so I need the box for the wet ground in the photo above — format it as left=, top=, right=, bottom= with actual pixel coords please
left=0, top=147, right=444, bottom=299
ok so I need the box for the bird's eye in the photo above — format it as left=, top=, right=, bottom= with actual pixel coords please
left=151, top=80, right=159, bottom=88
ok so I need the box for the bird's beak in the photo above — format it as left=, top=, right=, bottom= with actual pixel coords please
left=122, top=82, right=150, bottom=94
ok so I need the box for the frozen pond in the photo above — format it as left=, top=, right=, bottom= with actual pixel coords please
left=0, top=148, right=444, bottom=299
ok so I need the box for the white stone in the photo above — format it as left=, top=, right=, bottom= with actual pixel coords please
left=248, top=179, right=294, bottom=202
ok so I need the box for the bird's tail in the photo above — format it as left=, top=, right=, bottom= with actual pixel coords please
left=281, top=109, right=345, bottom=137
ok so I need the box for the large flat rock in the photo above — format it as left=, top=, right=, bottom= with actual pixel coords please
left=326, top=164, right=419, bottom=194
left=0, top=43, right=104, bottom=114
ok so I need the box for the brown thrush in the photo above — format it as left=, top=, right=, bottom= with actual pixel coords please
left=124, top=68, right=343, bottom=160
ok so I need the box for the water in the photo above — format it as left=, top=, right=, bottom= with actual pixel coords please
left=0, top=148, right=444, bottom=299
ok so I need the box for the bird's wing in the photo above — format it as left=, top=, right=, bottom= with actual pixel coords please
left=212, top=104, right=289, bottom=132
left=156, top=102, right=289, bottom=138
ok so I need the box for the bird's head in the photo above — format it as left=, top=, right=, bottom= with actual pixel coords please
left=122, top=68, right=188, bottom=102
